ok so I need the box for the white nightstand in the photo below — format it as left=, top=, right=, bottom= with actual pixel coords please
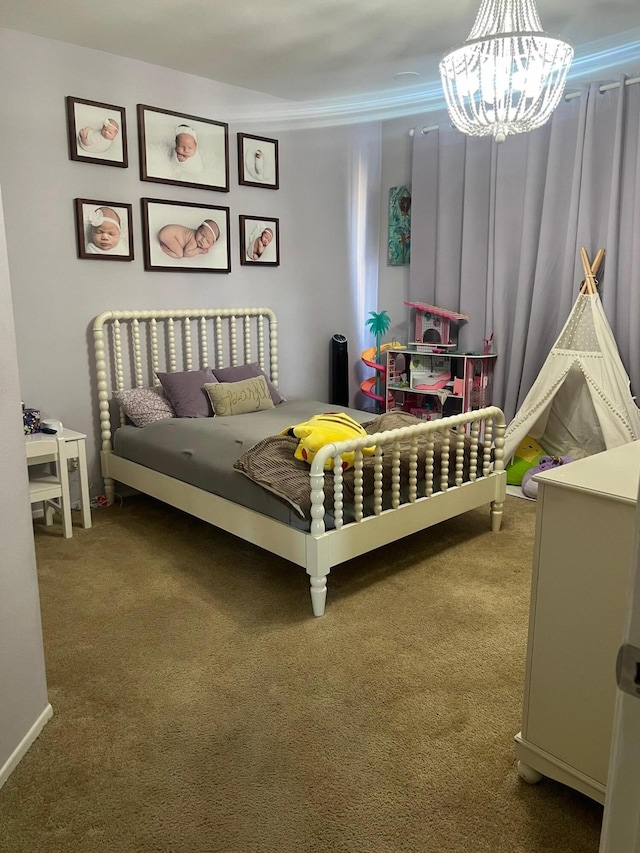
left=25, top=428, right=92, bottom=537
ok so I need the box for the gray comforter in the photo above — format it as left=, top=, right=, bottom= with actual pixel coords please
left=114, top=401, right=474, bottom=524
left=113, top=400, right=374, bottom=528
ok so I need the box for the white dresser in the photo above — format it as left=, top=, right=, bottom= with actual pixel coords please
left=515, top=441, right=640, bottom=804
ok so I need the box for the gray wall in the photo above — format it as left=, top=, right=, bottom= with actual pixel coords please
left=377, top=115, right=416, bottom=344
left=0, top=29, right=382, bottom=494
left=377, top=110, right=448, bottom=346
left=0, top=183, right=50, bottom=779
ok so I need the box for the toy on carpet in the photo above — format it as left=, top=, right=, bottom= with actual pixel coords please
left=506, top=435, right=545, bottom=485
left=281, top=412, right=375, bottom=471
left=522, top=455, right=574, bottom=499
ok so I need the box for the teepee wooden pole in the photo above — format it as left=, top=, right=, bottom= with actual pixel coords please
left=591, top=248, right=605, bottom=279
left=580, top=248, right=594, bottom=294
left=579, top=247, right=605, bottom=295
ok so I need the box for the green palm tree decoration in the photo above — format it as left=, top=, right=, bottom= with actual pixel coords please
left=366, top=310, right=391, bottom=406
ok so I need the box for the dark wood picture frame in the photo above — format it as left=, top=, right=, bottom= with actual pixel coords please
left=137, top=105, right=229, bottom=193
left=66, top=96, right=128, bottom=168
left=141, top=198, right=231, bottom=273
left=239, top=215, right=280, bottom=267
left=237, top=133, right=279, bottom=189
left=74, top=198, right=134, bottom=261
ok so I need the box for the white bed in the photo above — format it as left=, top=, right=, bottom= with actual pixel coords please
left=92, top=307, right=507, bottom=616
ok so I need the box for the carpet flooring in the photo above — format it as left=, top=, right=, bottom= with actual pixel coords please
left=0, top=494, right=603, bottom=852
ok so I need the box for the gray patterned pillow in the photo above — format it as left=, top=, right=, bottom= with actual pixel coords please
left=113, top=385, right=176, bottom=427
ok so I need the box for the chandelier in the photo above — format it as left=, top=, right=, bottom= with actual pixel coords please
left=439, top=0, right=574, bottom=143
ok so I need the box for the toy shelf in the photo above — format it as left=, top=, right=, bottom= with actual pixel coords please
left=385, top=349, right=496, bottom=422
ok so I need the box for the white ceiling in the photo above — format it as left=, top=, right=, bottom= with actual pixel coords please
left=1, top=0, right=639, bottom=107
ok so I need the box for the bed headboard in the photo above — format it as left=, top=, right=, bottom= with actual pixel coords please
left=92, top=307, right=278, bottom=453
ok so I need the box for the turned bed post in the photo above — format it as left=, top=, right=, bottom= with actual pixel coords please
left=490, top=410, right=506, bottom=531
left=92, top=311, right=116, bottom=505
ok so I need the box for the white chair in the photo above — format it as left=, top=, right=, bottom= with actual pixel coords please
left=26, top=434, right=73, bottom=538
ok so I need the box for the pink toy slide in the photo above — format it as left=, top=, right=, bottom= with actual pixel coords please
left=360, top=342, right=402, bottom=404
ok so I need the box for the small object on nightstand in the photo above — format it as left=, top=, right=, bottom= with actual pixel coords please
left=23, top=406, right=41, bottom=434
left=41, top=418, right=63, bottom=434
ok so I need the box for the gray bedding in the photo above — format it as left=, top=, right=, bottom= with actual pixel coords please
left=114, top=400, right=373, bottom=530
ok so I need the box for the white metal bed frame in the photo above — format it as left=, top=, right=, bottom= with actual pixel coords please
left=93, top=307, right=507, bottom=617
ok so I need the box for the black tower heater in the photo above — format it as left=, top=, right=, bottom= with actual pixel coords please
left=330, top=333, right=349, bottom=407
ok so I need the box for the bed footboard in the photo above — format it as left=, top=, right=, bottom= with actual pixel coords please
left=304, top=406, right=506, bottom=615
left=308, top=406, right=506, bottom=534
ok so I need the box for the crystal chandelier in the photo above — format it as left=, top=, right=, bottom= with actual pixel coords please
left=439, top=0, right=574, bottom=143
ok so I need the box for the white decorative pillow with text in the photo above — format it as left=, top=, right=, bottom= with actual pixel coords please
left=205, top=376, right=275, bottom=417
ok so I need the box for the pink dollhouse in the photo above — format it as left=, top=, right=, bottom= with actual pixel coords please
left=404, top=301, right=469, bottom=350
left=384, top=301, right=495, bottom=427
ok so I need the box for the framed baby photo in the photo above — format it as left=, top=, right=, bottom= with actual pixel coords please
left=141, top=198, right=231, bottom=273
left=74, top=198, right=134, bottom=261
left=137, top=105, right=229, bottom=193
left=237, top=134, right=279, bottom=189
left=239, top=216, right=280, bottom=267
left=66, top=97, right=128, bottom=167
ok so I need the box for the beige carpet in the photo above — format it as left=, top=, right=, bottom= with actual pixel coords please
left=1, top=495, right=603, bottom=852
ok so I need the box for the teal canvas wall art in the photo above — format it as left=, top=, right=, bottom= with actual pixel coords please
left=388, top=185, right=411, bottom=266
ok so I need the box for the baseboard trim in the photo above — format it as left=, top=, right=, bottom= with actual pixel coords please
left=0, top=703, right=53, bottom=790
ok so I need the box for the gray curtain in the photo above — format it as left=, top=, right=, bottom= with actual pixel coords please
left=410, top=76, right=640, bottom=422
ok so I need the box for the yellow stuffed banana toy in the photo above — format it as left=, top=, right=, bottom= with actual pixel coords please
left=281, top=412, right=375, bottom=470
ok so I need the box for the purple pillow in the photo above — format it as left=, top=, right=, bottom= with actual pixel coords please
left=212, top=362, right=284, bottom=405
left=157, top=368, right=217, bottom=418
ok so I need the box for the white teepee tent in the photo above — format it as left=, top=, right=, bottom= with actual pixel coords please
left=504, top=248, right=640, bottom=463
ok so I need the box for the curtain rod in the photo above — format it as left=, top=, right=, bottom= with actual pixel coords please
left=409, top=74, right=640, bottom=136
